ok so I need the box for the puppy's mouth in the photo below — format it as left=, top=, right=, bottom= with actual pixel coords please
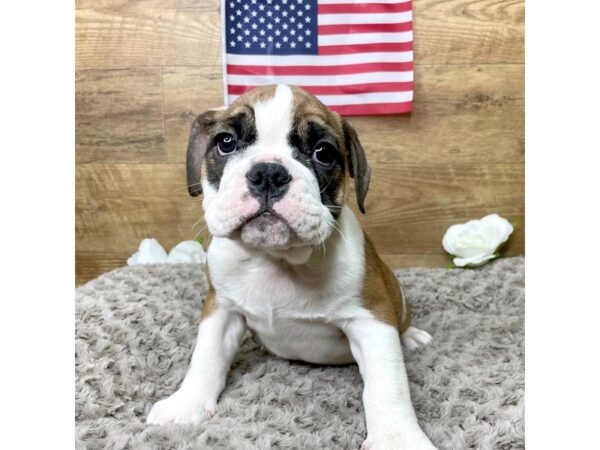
left=239, top=208, right=295, bottom=249
left=241, top=208, right=285, bottom=227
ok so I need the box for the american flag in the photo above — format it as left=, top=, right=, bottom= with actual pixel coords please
left=222, top=0, right=414, bottom=115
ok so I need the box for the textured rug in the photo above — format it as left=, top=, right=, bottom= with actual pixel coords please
left=75, top=257, right=524, bottom=450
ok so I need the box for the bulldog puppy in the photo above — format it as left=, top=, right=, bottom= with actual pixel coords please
left=147, top=84, right=435, bottom=449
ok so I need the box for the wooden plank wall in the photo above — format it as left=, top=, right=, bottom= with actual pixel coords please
left=75, top=0, right=525, bottom=286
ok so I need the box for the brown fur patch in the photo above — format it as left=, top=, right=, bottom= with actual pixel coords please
left=361, top=232, right=412, bottom=333
left=288, top=86, right=369, bottom=214
left=199, top=286, right=217, bottom=321
left=287, top=87, right=350, bottom=214
left=290, top=86, right=346, bottom=154
left=199, top=268, right=218, bottom=321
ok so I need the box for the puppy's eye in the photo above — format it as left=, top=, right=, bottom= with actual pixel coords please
left=216, top=133, right=237, bottom=156
left=312, top=144, right=336, bottom=167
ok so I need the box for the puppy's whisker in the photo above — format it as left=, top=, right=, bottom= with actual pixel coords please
left=191, top=215, right=207, bottom=231
left=324, top=204, right=343, bottom=210
left=319, top=176, right=334, bottom=194
left=173, top=181, right=204, bottom=194
left=331, top=222, right=349, bottom=246
left=192, top=223, right=209, bottom=241
left=191, top=221, right=206, bottom=232
left=316, top=226, right=326, bottom=256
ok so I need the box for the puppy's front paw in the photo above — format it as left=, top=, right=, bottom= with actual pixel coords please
left=361, top=429, right=436, bottom=450
left=146, top=390, right=215, bottom=426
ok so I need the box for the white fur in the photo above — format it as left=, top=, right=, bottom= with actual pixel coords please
left=253, top=84, right=294, bottom=151
left=149, top=85, right=435, bottom=448
left=208, top=206, right=364, bottom=365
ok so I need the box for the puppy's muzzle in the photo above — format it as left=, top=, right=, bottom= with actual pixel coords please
left=246, top=162, right=292, bottom=206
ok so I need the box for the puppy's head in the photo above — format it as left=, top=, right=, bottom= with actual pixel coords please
left=187, top=84, right=370, bottom=250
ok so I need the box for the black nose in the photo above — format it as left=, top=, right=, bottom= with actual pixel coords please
left=246, top=162, right=292, bottom=204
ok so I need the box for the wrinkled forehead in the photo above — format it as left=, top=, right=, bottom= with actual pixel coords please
left=223, top=85, right=344, bottom=149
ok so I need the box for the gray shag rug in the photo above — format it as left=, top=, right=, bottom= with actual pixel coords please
left=75, top=257, right=524, bottom=450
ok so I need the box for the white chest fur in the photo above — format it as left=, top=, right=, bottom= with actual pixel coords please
left=207, top=206, right=367, bottom=364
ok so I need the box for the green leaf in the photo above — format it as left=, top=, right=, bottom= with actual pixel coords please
left=195, top=236, right=204, bottom=245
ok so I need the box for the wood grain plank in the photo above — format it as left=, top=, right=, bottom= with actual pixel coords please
left=75, top=0, right=522, bottom=68
left=381, top=254, right=454, bottom=270
left=351, top=162, right=524, bottom=255
left=76, top=164, right=209, bottom=257
left=162, top=67, right=224, bottom=163
left=76, top=254, right=128, bottom=286
left=76, top=0, right=219, bottom=11
left=362, top=215, right=524, bottom=258
left=76, top=68, right=166, bottom=163
left=414, top=0, right=524, bottom=64
left=76, top=8, right=222, bottom=68
left=162, top=64, right=523, bottom=164
left=351, top=64, right=524, bottom=165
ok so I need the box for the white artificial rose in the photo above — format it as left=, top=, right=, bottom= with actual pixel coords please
left=127, top=238, right=168, bottom=265
left=166, top=240, right=207, bottom=264
left=128, top=239, right=207, bottom=265
left=442, top=214, right=514, bottom=267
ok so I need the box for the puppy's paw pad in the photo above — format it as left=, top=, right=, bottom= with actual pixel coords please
left=401, top=326, right=432, bottom=351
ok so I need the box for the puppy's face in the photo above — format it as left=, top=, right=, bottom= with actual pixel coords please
left=187, top=85, right=370, bottom=250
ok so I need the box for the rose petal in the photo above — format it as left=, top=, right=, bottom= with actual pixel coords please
left=166, top=240, right=207, bottom=264
left=453, top=253, right=497, bottom=267
left=481, top=214, right=514, bottom=249
left=127, top=238, right=169, bottom=265
left=442, top=224, right=464, bottom=254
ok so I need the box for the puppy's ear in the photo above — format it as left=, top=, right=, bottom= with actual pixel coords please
left=186, top=109, right=220, bottom=196
left=342, top=119, right=371, bottom=214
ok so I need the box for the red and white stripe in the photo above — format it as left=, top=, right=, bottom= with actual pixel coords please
left=224, top=0, right=414, bottom=116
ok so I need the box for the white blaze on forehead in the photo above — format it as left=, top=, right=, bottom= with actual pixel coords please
left=252, top=84, right=294, bottom=154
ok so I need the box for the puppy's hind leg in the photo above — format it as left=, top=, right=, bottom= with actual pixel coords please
left=401, top=326, right=432, bottom=351
left=398, top=288, right=432, bottom=351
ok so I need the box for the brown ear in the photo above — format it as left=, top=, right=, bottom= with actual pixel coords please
left=342, top=119, right=371, bottom=214
left=186, top=110, right=219, bottom=196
